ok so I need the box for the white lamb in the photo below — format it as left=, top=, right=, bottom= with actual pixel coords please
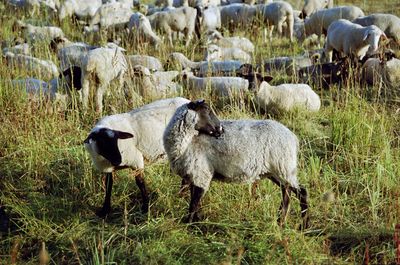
left=163, top=99, right=309, bottom=228
left=128, top=12, right=162, bottom=46
left=195, top=5, right=221, bottom=37
left=59, top=0, right=102, bottom=21
left=204, top=44, right=252, bottom=63
left=353, top=13, right=400, bottom=45
left=80, top=46, right=128, bottom=113
left=127, top=55, right=164, bottom=72
left=256, top=81, right=321, bottom=112
left=324, top=19, right=386, bottom=62
left=84, top=97, right=190, bottom=217
left=207, top=30, right=255, bottom=53
left=16, top=20, right=64, bottom=43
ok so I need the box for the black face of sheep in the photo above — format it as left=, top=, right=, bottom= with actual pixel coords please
left=187, top=100, right=223, bottom=138
left=84, top=128, right=134, bottom=166
left=299, top=61, right=348, bottom=89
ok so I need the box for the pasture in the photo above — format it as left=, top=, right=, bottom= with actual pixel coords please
left=0, top=0, right=399, bottom=264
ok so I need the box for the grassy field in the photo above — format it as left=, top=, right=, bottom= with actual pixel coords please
left=0, top=0, right=399, bottom=264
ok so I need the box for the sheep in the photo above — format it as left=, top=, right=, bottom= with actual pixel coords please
left=166, top=52, right=202, bottom=70
left=262, top=55, right=313, bottom=76
left=130, top=65, right=181, bottom=98
left=204, top=44, right=252, bottom=63
left=300, top=0, right=334, bottom=19
left=16, top=20, right=65, bottom=43
left=6, top=0, right=58, bottom=15
left=256, top=81, right=321, bottom=112
left=352, top=13, right=400, bottom=45
left=5, top=52, right=59, bottom=80
left=128, top=12, right=162, bottom=46
left=85, top=1, right=133, bottom=33
left=195, top=5, right=221, bottom=38
left=219, top=4, right=258, bottom=30
left=127, top=55, right=164, bottom=72
left=148, top=6, right=197, bottom=46
left=362, top=58, right=400, bottom=89
left=163, top=99, right=309, bottom=228
left=84, top=97, right=190, bottom=217
left=80, top=46, right=128, bottom=113
left=258, top=1, right=295, bottom=42
left=2, top=43, right=30, bottom=55
left=298, top=60, right=348, bottom=89
left=297, top=6, right=365, bottom=40
left=58, top=0, right=102, bottom=21
left=206, top=30, right=255, bottom=53
left=179, top=70, right=249, bottom=101
left=324, top=19, right=386, bottom=63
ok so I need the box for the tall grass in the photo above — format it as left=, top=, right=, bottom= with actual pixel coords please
left=0, top=0, right=399, bottom=264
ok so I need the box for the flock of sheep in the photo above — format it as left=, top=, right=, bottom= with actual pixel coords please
left=1, top=0, right=400, bottom=230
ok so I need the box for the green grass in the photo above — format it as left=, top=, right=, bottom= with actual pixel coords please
left=0, top=1, right=399, bottom=264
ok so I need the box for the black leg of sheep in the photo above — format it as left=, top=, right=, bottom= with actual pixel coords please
left=96, top=172, right=113, bottom=218
left=184, top=185, right=204, bottom=223
left=134, top=170, right=149, bottom=214
left=0, top=206, right=9, bottom=233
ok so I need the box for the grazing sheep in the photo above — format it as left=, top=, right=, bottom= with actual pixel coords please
left=148, top=6, right=197, bottom=46
left=84, top=97, right=190, bottom=217
left=205, top=44, right=252, bottom=63
left=256, top=81, right=321, bottom=112
left=127, top=55, right=164, bottom=71
left=259, top=1, right=295, bottom=42
left=163, top=99, right=309, bottom=228
left=300, top=0, right=334, bottom=19
left=16, top=20, right=64, bottom=43
left=128, top=12, right=162, bottom=46
left=298, top=60, right=348, bottom=89
left=195, top=5, right=221, bottom=38
left=207, top=30, right=255, bottom=53
left=352, top=13, right=400, bottom=45
left=297, top=6, right=365, bottom=40
left=59, top=0, right=102, bottom=21
left=324, top=19, right=386, bottom=62
left=130, top=65, right=181, bottom=98
left=5, top=52, right=59, bottom=80
left=80, top=46, right=128, bottom=113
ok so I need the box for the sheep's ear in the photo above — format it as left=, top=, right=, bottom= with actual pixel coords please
left=114, top=130, right=134, bottom=139
left=187, top=101, right=197, bottom=110
left=188, top=99, right=205, bottom=110
left=363, top=31, right=370, bottom=41
left=262, top=75, right=273, bottom=82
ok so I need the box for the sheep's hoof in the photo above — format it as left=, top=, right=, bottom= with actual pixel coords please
left=141, top=203, right=149, bottom=214
left=182, top=212, right=203, bottom=223
left=95, top=206, right=111, bottom=218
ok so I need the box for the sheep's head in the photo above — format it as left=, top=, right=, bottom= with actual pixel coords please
left=84, top=128, right=133, bottom=167
left=364, top=26, right=387, bottom=56
left=187, top=99, right=223, bottom=138
left=300, top=0, right=328, bottom=19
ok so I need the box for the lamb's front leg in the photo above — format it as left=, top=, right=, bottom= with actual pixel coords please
left=96, top=172, right=113, bottom=218
left=133, top=169, right=149, bottom=213
left=184, top=185, right=204, bottom=223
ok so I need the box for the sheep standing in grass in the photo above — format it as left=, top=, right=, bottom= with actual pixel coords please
left=80, top=46, right=128, bottom=113
left=256, top=81, right=321, bottom=112
left=352, top=13, right=400, bottom=45
left=128, top=12, right=162, bottom=47
left=58, top=0, right=102, bottom=21
left=84, top=97, right=190, bottom=217
left=163, top=99, right=309, bottom=228
left=324, top=19, right=386, bottom=62
left=300, top=0, right=334, bottom=19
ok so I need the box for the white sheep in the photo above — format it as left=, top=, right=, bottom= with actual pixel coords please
left=204, top=44, right=252, bottom=63
left=80, top=46, right=128, bottom=113
left=127, top=55, right=164, bottom=71
left=300, top=0, right=334, bottom=18
left=128, top=12, right=162, bottom=46
left=84, top=97, right=190, bottom=217
left=5, top=52, right=59, bottom=80
left=207, top=30, right=255, bottom=53
left=297, top=6, right=365, bottom=40
left=148, top=6, right=197, bottom=46
left=325, top=19, right=386, bottom=62
left=130, top=65, right=181, bottom=99
left=353, top=13, right=400, bottom=45
left=263, top=55, right=313, bottom=76
left=256, top=81, right=321, bottom=112
left=163, top=99, right=309, bottom=228
left=58, top=0, right=102, bottom=21
left=219, top=4, right=258, bottom=30
left=362, top=58, right=400, bottom=89
left=195, top=5, right=221, bottom=37
left=259, top=1, right=295, bottom=42
left=16, top=20, right=64, bottom=43
left=2, top=43, right=30, bottom=55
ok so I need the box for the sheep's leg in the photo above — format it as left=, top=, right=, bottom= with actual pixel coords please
left=96, top=83, right=106, bottom=113
left=0, top=205, right=9, bottom=232
left=278, top=186, right=291, bottom=227
left=81, top=77, right=90, bottom=111
left=291, top=186, right=309, bottom=230
left=96, top=172, right=113, bottom=218
left=179, top=177, right=191, bottom=197
left=184, top=185, right=204, bottom=223
left=134, top=170, right=149, bottom=213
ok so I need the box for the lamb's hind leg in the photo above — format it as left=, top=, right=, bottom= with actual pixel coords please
left=291, top=185, right=309, bottom=230
left=267, top=175, right=290, bottom=227
left=133, top=169, right=149, bottom=213
left=96, top=172, right=114, bottom=218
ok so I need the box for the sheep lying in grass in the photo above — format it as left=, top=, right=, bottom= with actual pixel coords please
left=59, top=0, right=102, bottom=21
left=80, top=46, right=128, bottom=113
left=352, top=13, right=400, bottom=45
left=204, top=44, right=252, bottom=63
left=163, top=99, right=309, bottom=228
left=84, top=97, right=190, bottom=217
left=324, top=19, right=386, bottom=62
left=206, top=30, right=254, bottom=53
left=5, top=52, right=59, bottom=80
left=16, top=20, right=64, bottom=43
left=256, top=81, right=321, bottom=112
